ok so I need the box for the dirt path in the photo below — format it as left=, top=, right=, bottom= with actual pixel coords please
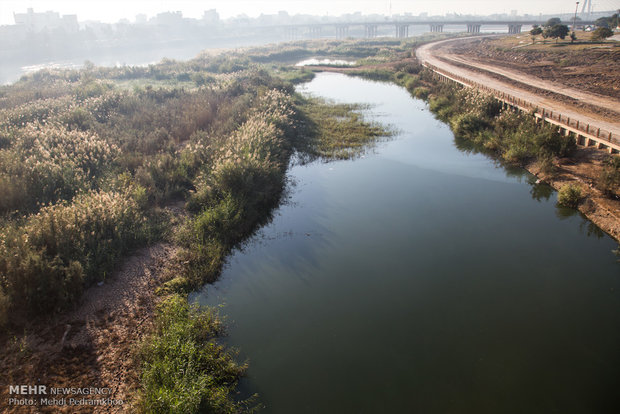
left=416, top=37, right=620, bottom=138
left=441, top=53, right=620, bottom=118
left=416, top=37, right=620, bottom=242
left=0, top=238, right=181, bottom=412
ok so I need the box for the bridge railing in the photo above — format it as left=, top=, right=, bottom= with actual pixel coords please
left=423, top=63, right=619, bottom=148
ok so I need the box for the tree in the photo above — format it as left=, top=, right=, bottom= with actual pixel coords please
left=530, top=25, right=543, bottom=43
left=595, top=17, right=610, bottom=28
left=591, top=27, right=614, bottom=41
left=596, top=13, right=620, bottom=29
left=543, top=24, right=569, bottom=43
left=545, top=17, right=562, bottom=27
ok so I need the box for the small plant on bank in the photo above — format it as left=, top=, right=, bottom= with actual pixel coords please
left=557, top=183, right=583, bottom=208
left=537, top=152, right=557, bottom=175
left=598, top=156, right=620, bottom=198
left=530, top=25, right=543, bottom=43
left=591, top=27, right=614, bottom=42
left=137, top=294, right=253, bottom=413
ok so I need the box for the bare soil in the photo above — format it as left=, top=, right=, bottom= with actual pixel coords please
left=444, top=36, right=620, bottom=101
left=529, top=148, right=620, bottom=242
left=0, top=242, right=180, bottom=413
left=434, top=54, right=620, bottom=120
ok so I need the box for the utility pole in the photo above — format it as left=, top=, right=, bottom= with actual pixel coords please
left=572, top=1, right=580, bottom=32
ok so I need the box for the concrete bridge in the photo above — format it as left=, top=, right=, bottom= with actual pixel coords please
left=280, top=20, right=596, bottom=39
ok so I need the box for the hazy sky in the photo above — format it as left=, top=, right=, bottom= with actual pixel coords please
left=1, top=0, right=617, bottom=25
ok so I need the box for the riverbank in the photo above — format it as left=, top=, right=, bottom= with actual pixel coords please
left=192, top=71, right=620, bottom=413
left=1, top=37, right=617, bottom=413
left=0, top=52, right=387, bottom=412
left=414, top=69, right=620, bottom=243
left=307, top=41, right=619, bottom=243
left=526, top=149, right=620, bottom=241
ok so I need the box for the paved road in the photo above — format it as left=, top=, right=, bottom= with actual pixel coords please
left=416, top=37, right=620, bottom=138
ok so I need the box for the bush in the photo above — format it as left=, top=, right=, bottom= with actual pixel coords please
left=557, top=183, right=583, bottom=208
left=0, top=189, right=151, bottom=315
left=429, top=96, right=456, bottom=120
left=591, top=27, right=614, bottom=41
left=413, top=87, right=429, bottom=100
left=535, top=127, right=576, bottom=158
left=137, top=294, right=250, bottom=413
left=598, top=156, right=620, bottom=197
left=0, top=123, right=118, bottom=213
left=451, top=113, right=490, bottom=139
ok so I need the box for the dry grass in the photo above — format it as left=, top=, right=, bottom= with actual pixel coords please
left=491, top=31, right=620, bottom=51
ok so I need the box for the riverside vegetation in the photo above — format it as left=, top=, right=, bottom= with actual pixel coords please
left=0, top=49, right=386, bottom=412
left=1, top=36, right=617, bottom=412
left=318, top=40, right=619, bottom=204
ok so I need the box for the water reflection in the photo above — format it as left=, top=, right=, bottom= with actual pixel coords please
left=295, top=58, right=356, bottom=67
left=529, top=181, right=554, bottom=202
left=196, top=73, right=620, bottom=414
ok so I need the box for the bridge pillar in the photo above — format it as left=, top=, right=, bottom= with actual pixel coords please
left=467, top=24, right=481, bottom=34
left=395, top=24, right=409, bottom=38
left=430, top=24, right=444, bottom=33
left=364, top=24, right=378, bottom=38
left=508, top=24, right=522, bottom=34
left=286, top=27, right=299, bottom=41
left=336, top=25, right=349, bottom=39
left=307, top=25, right=322, bottom=39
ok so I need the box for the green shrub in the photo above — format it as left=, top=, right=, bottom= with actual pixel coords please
left=138, top=294, right=251, bottom=413
left=413, top=87, right=429, bottom=100
left=404, top=76, right=419, bottom=93
left=428, top=96, right=456, bottom=120
left=598, top=157, right=620, bottom=197
left=591, top=27, right=614, bottom=41
left=537, top=152, right=557, bottom=175
left=534, top=127, right=575, bottom=158
left=75, top=80, right=114, bottom=100
left=350, top=68, right=393, bottom=81
left=451, top=113, right=490, bottom=139
left=557, top=183, right=583, bottom=208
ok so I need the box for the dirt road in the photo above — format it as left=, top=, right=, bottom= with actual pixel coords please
left=416, top=37, right=620, bottom=138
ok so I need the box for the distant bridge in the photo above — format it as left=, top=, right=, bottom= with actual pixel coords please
left=271, top=20, right=597, bottom=39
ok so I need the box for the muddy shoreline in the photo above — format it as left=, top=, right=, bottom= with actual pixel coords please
left=527, top=149, right=620, bottom=243
left=0, top=242, right=179, bottom=413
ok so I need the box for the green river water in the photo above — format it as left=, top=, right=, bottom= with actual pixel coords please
left=193, top=73, right=620, bottom=413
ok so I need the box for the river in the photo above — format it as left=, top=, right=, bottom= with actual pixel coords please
left=192, top=73, right=620, bottom=413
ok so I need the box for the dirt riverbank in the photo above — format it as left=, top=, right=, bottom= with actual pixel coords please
left=0, top=242, right=180, bottom=413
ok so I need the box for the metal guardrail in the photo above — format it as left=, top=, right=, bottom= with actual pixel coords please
left=423, top=62, right=620, bottom=152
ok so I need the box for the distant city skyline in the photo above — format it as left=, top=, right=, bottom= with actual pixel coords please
left=1, top=0, right=617, bottom=26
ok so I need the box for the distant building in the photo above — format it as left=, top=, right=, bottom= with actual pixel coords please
left=154, top=11, right=183, bottom=26
left=135, top=14, right=147, bottom=24
left=13, top=8, right=78, bottom=33
left=202, top=9, right=220, bottom=24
